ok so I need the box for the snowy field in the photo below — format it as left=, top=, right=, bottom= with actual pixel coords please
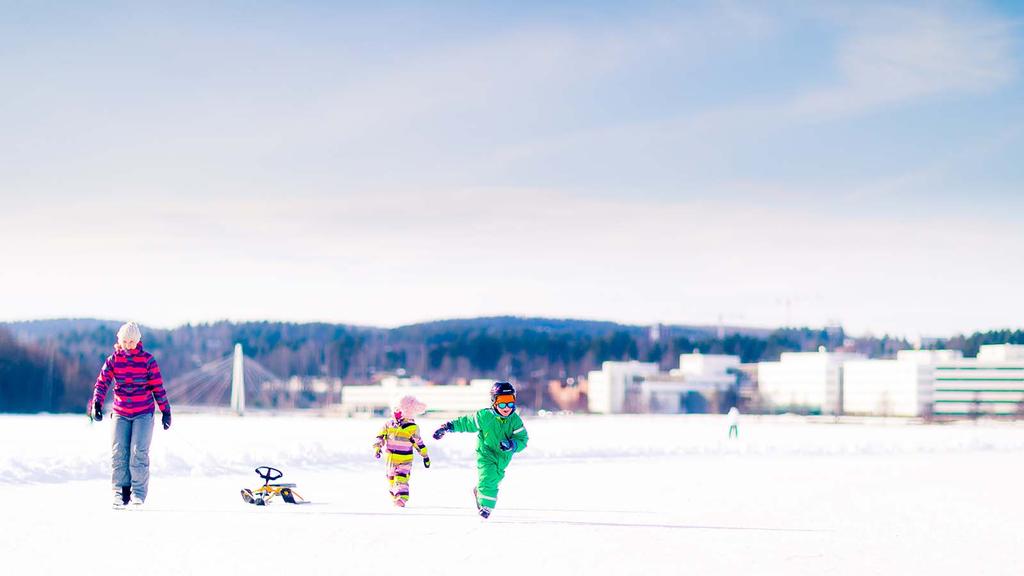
left=2, top=413, right=1022, bottom=576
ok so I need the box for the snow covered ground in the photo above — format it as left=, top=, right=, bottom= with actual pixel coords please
left=2, top=413, right=1022, bottom=575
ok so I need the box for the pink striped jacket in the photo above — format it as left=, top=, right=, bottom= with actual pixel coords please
left=92, top=343, right=170, bottom=418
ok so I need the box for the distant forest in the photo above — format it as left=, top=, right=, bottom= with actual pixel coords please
left=1, top=317, right=1021, bottom=413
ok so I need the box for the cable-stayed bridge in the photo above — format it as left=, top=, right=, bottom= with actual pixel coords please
left=166, top=344, right=284, bottom=413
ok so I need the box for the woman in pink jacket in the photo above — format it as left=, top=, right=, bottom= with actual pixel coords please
left=90, top=322, right=171, bottom=508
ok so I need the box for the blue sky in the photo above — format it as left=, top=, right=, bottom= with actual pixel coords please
left=1, top=1, right=1022, bottom=338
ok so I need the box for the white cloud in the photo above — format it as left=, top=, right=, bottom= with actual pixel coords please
left=791, top=4, right=1016, bottom=119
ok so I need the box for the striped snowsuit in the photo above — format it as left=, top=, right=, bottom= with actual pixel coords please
left=373, top=418, right=429, bottom=504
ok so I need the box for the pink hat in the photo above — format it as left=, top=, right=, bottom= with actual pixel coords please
left=394, top=395, right=427, bottom=417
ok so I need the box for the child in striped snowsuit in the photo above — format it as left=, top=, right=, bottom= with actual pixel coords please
left=373, top=395, right=430, bottom=507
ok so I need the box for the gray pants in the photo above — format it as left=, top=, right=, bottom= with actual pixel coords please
left=112, top=413, right=154, bottom=500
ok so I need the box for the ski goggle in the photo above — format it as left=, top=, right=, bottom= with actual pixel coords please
left=496, top=402, right=515, bottom=410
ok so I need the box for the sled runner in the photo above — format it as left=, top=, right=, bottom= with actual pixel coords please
left=241, top=466, right=307, bottom=506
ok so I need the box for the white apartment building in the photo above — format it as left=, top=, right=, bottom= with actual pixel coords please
left=757, top=348, right=867, bottom=415
left=673, top=352, right=741, bottom=382
left=842, top=350, right=961, bottom=417
left=587, top=361, right=661, bottom=414
left=646, top=353, right=740, bottom=413
left=976, top=344, right=1024, bottom=362
left=789, top=344, right=1023, bottom=418
left=587, top=354, right=740, bottom=414
left=931, top=344, right=1024, bottom=417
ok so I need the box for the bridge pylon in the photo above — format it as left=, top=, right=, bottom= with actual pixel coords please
left=231, top=343, right=246, bottom=415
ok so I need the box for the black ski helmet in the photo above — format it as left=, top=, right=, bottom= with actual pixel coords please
left=490, top=381, right=517, bottom=414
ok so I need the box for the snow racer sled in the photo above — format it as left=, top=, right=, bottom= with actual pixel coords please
left=241, top=466, right=307, bottom=506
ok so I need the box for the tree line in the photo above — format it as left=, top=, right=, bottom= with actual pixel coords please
left=1, top=317, right=1020, bottom=413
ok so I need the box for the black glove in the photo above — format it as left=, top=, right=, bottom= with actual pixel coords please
left=90, top=401, right=103, bottom=422
left=499, top=438, right=516, bottom=452
left=161, top=410, right=172, bottom=430
left=432, top=422, right=454, bottom=440
left=423, top=457, right=431, bottom=468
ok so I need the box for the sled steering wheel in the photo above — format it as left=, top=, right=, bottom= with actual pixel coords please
left=255, top=466, right=283, bottom=484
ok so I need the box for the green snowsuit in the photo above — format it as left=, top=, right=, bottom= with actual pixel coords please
left=450, top=408, right=528, bottom=510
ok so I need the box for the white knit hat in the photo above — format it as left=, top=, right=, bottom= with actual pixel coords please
left=117, top=321, right=142, bottom=343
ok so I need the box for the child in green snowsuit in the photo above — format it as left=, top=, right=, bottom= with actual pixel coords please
left=432, top=381, right=528, bottom=519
